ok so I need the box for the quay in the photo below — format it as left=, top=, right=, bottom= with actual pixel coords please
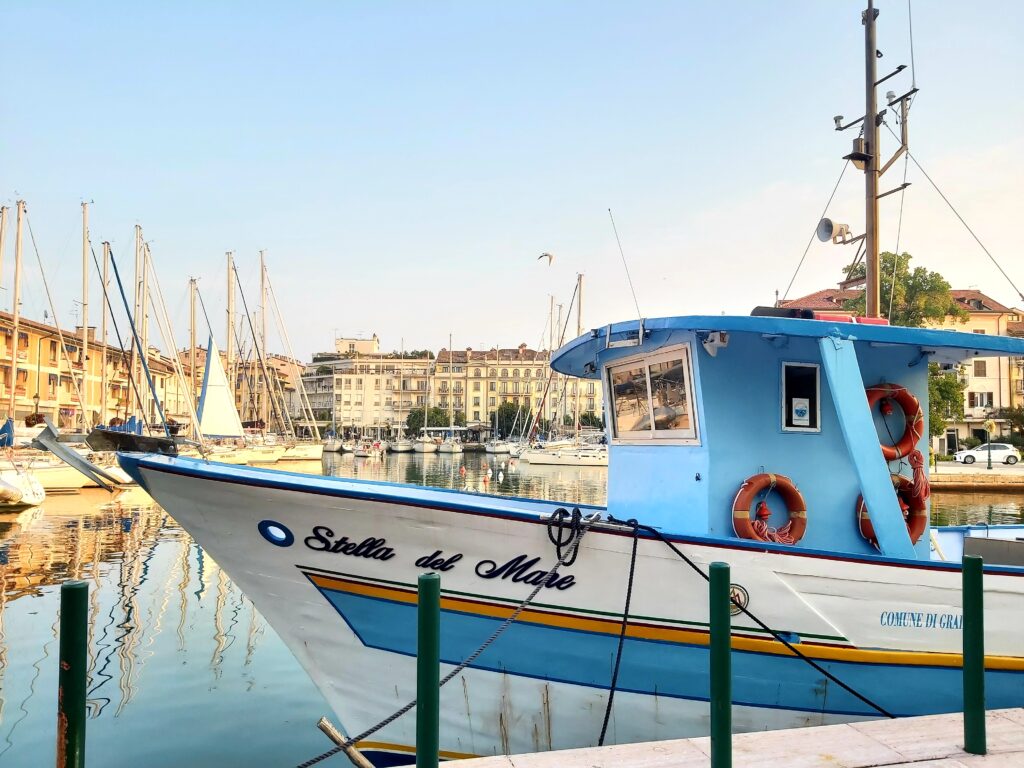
left=456, top=709, right=1024, bottom=767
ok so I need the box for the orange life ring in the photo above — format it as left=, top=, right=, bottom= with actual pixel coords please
left=732, top=473, right=807, bottom=544
left=865, top=383, right=924, bottom=461
left=856, top=474, right=928, bottom=548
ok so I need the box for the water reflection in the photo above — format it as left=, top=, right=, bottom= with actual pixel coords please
left=0, top=489, right=327, bottom=767
left=323, top=450, right=608, bottom=507
left=0, top=455, right=1019, bottom=767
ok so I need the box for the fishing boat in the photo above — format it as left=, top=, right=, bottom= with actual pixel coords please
left=114, top=5, right=1024, bottom=765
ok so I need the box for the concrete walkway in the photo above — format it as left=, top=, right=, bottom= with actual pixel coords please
left=457, top=709, right=1024, bottom=767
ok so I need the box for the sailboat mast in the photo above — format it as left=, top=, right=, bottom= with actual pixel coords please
left=0, top=207, right=7, bottom=311
left=9, top=201, right=24, bottom=420
left=100, top=242, right=110, bottom=425
left=226, top=252, right=236, bottom=413
left=259, top=250, right=268, bottom=428
left=863, top=0, right=881, bottom=317
left=448, top=333, right=454, bottom=432
left=131, top=225, right=142, bottom=418
left=189, top=277, right=197, bottom=402
left=141, top=242, right=152, bottom=422
left=81, top=201, right=90, bottom=428
left=573, top=273, right=583, bottom=437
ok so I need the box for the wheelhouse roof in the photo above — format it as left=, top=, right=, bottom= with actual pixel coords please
left=551, top=315, right=1024, bottom=379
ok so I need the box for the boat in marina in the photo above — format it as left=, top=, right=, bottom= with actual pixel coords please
left=113, top=5, right=1024, bottom=765
left=353, top=438, right=384, bottom=459
left=520, top=444, right=608, bottom=466
left=280, top=442, right=325, bottom=461
left=120, top=315, right=1024, bottom=764
left=388, top=437, right=413, bottom=453
left=0, top=467, right=45, bottom=510
left=324, top=435, right=345, bottom=452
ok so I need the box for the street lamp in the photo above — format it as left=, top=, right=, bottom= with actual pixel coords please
left=984, top=418, right=996, bottom=470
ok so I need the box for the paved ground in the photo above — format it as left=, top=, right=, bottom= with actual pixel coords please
left=458, top=709, right=1024, bottom=767
left=933, top=461, right=1024, bottom=476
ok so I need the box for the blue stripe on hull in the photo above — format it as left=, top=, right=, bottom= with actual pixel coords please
left=318, top=586, right=1023, bottom=719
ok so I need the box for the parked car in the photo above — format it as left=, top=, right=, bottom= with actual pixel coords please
left=953, top=443, right=1020, bottom=465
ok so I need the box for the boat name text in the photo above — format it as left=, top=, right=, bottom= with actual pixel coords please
left=475, top=554, right=576, bottom=590
left=304, top=527, right=396, bottom=560
left=879, top=610, right=962, bottom=630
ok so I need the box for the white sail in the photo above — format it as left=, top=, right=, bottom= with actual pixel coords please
left=197, top=336, right=244, bottom=438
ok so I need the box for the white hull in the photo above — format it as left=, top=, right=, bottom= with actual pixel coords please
left=245, top=444, right=287, bottom=464
left=121, top=454, right=1024, bottom=764
left=0, top=468, right=46, bottom=509
left=281, top=443, right=325, bottom=461
left=484, top=441, right=511, bottom=454
left=437, top=441, right=464, bottom=454
left=388, top=440, right=414, bottom=453
left=521, top=448, right=608, bottom=467
left=413, top=439, right=438, bottom=453
left=20, top=461, right=93, bottom=491
left=323, top=438, right=345, bottom=453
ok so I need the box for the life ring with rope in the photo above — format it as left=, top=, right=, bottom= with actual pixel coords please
left=856, top=473, right=928, bottom=547
left=732, top=473, right=807, bottom=545
left=865, top=383, right=924, bottom=461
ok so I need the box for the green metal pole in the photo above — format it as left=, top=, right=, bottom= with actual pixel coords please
left=416, top=573, right=440, bottom=768
left=57, top=580, right=88, bottom=768
left=709, top=562, right=732, bottom=768
left=962, top=555, right=986, bottom=755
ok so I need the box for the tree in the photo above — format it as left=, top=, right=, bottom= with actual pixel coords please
left=579, top=411, right=603, bottom=429
left=842, top=252, right=967, bottom=327
left=405, top=407, right=465, bottom=433
left=492, top=401, right=531, bottom=438
left=996, top=406, right=1024, bottom=436
left=927, top=363, right=966, bottom=439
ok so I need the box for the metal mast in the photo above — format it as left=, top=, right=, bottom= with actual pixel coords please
left=9, top=201, right=25, bottom=420
left=863, top=0, right=880, bottom=317
left=226, top=252, right=236, bottom=413
left=81, top=202, right=90, bottom=427
left=100, top=242, right=110, bottom=425
left=189, top=277, right=197, bottom=402
left=259, top=249, right=268, bottom=428
left=0, top=207, right=6, bottom=311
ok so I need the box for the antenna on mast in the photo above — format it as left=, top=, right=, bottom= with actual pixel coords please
left=820, top=0, right=918, bottom=317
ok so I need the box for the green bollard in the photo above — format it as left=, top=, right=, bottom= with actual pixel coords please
left=709, top=562, right=732, bottom=768
left=962, top=555, right=986, bottom=755
left=57, top=580, right=88, bottom=768
left=416, top=573, right=440, bottom=768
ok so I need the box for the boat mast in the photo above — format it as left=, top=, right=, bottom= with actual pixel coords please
left=863, top=0, right=880, bottom=317
left=8, top=201, right=24, bottom=420
left=81, top=201, right=91, bottom=428
left=259, top=249, right=268, bottom=429
left=189, top=277, right=197, bottom=403
left=448, top=333, right=454, bottom=435
left=100, top=242, right=110, bottom=425
left=0, top=207, right=6, bottom=311
left=141, top=241, right=152, bottom=423
left=131, top=225, right=142, bottom=419
left=226, top=252, right=236, bottom=417
left=573, top=273, right=583, bottom=440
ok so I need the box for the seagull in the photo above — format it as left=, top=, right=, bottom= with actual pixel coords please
left=537, top=252, right=554, bottom=266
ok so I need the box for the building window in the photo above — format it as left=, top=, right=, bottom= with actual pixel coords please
left=974, top=360, right=987, bottom=377
left=473, top=410, right=480, bottom=420
left=607, top=345, right=697, bottom=442
left=474, top=368, right=481, bottom=377
left=524, top=369, right=531, bottom=379
left=473, top=381, right=481, bottom=391
left=501, top=369, right=508, bottom=378
left=973, top=329, right=986, bottom=334
left=489, top=381, right=496, bottom=392
left=488, top=368, right=496, bottom=377
left=489, top=397, right=495, bottom=406
left=535, top=381, right=543, bottom=392
left=473, top=397, right=480, bottom=406
left=349, top=343, right=356, bottom=352
left=781, top=362, right=820, bottom=432
left=968, top=392, right=994, bottom=408
left=513, top=369, right=520, bottom=377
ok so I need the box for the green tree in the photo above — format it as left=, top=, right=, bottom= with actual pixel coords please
left=492, top=401, right=531, bottom=438
left=405, top=407, right=465, bottom=433
left=927, top=363, right=966, bottom=439
left=842, top=252, right=967, bottom=327
left=579, top=411, right=603, bottom=429
left=996, top=406, right=1024, bottom=437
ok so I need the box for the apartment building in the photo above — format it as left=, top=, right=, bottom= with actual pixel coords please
left=1, top=311, right=195, bottom=429
left=299, top=339, right=604, bottom=435
left=779, top=288, right=1024, bottom=442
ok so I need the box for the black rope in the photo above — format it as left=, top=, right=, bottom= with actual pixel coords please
left=598, top=518, right=639, bottom=746
left=546, top=506, right=583, bottom=565
left=620, top=519, right=896, bottom=719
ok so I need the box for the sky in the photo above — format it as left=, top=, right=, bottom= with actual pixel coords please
left=2, top=1, right=1022, bottom=361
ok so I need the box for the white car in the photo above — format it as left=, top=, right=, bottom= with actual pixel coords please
left=953, top=443, right=1021, bottom=465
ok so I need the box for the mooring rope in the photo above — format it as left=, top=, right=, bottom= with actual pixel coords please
left=293, top=508, right=595, bottom=768
left=598, top=518, right=639, bottom=746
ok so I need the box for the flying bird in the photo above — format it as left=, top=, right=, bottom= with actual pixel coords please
left=537, top=252, right=554, bottom=266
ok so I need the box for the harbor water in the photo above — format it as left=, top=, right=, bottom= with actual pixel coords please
left=0, top=452, right=1019, bottom=767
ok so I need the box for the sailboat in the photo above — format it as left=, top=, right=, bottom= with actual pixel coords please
left=191, top=336, right=250, bottom=465
left=116, top=5, right=1024, bottom=765
left=389, top=348, right=414, bottom=452
left=412, top=360, right=438, bottom=453
left=438, top=336, right=463, bottom=454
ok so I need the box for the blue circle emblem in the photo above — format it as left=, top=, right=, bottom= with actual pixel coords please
left=258, top=520, right=295, bottom=547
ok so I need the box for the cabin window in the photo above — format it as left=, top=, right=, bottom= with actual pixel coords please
left=781, top=362, right=820, bottom=432
left=607, top=345, right=697, bottom=442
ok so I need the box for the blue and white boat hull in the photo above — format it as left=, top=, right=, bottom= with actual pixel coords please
left=119, top=454, right=1024, bottom=765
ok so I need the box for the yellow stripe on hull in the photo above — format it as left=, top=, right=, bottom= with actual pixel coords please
left=307, top=572, right=1024, bottom=672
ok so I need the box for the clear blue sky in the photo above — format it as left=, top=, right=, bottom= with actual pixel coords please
left=3, top=1, right=1022, bottom=359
